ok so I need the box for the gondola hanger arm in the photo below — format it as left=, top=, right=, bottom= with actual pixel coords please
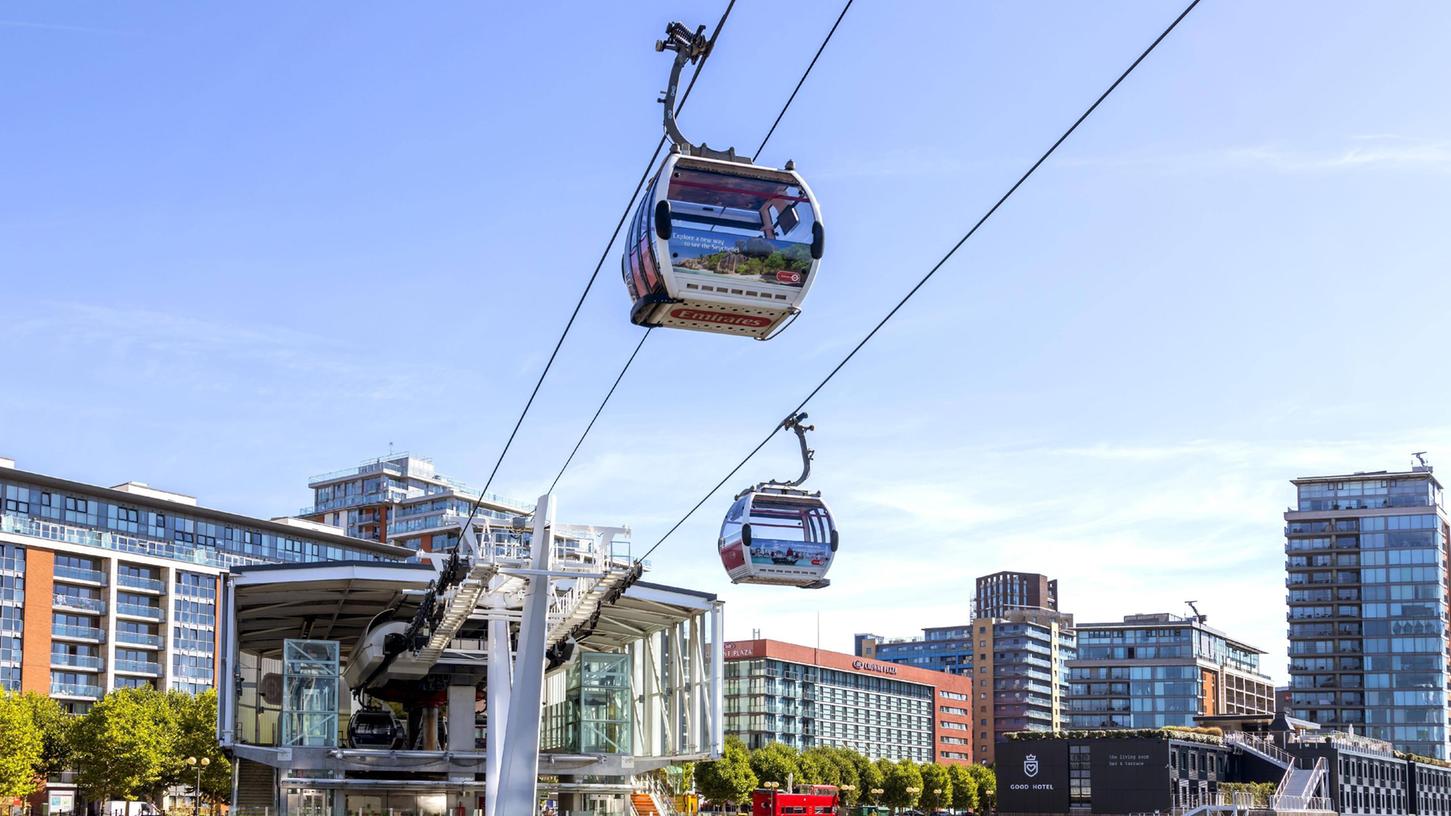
left=656, top=21, right=748, bottom=164
left=766, top=412, right=815, bottom=488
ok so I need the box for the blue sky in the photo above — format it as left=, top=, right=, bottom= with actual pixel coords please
left=4, top=1, right=1451, bottom=683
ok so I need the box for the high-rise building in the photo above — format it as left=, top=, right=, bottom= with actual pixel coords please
left=975, top=571, right=1058, bottom=618
left=299, top=452, right=530, bottom=551
left=971, top=607, right=1075, bottom=765
left=1067, top=612, right=1274, bottom=729
left=0, top=457, right=406, bottom=707
left=722, top=638, right=973, bottom=765
left=856, top=571, right=1073, bottom=765
left=1284, top=463, right=1450, bottom=758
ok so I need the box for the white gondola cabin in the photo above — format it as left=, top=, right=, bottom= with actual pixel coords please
left=718, top=485, right=837, bottom=589
left=624, top=154, right=824, bottom=340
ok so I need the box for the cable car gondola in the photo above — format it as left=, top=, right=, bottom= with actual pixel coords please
left=622, top=22, right=825, bottom=341
left=719, top=413, right=837, bottom=588
left=347, top=702, right=406, bottom=749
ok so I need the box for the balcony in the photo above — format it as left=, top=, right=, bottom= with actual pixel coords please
left=117, top=573, right=165, bottom=594
left=114, top=659, right=163, bottom=676
left=51, top=682, right=103, bottom=699
left=52, top=624, right=104, bottom=642
left=52, top=593, right=106, bottom=615
left=115, top=603, right=164, bottom=621
left=54, top=565, right=105, bottom=585
left=50, top=653, right=103, bottom=671
left=115, top=630, right=163, bottom=648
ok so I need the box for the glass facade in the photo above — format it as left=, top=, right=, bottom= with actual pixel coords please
left=281, top=639, right=340, bottom=748
left=1286, top=471, right=1450, bottom=759
left=1068, top=615, right=1273, bottom=729
left=543, top=652, right=633, bottom=754
left=0, top=544, right=23, bottom=691
left=860, top=626, right=975, bottom=675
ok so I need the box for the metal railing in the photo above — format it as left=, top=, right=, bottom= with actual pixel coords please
left=117, top=573, right=165, bottom=593
left=114, top=659, right=163, bottom=675
left=1294, top=729, right=1395, bottom=757
left=115, top=630, right=163, bottom=648
left=50, top=653, right=103, bottom=670
left=54, top=564, right=106, bottom=583
left=1225, top=731, right=1293, bottom=766
left=116, top=602, right=165, bottom=620
left=53, top=593, right=107, bottom=614
left=53, top=624, right=105, bottom=641
left=1268, top=793, right=1335, bottom=813
left=51, top=682, right=103, bottom=698
left=2, top=513, right=250, bottom=570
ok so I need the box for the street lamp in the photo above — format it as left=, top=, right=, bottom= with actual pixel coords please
left=185, top=756, right=210, bottom=816
left=933, top=788, right=943, bottom=808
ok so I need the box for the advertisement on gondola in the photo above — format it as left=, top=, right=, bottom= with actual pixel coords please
left=747, top=537, right=830, bottom=569
left=669, top=227, right=811, bottom=287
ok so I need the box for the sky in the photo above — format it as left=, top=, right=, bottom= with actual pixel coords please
left=3, top=1, right=1451, bottom=685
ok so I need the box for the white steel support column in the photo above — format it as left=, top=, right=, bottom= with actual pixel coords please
left=709, top=600, right=724, bottom=755
left=496, top=494, right=555, bottom=816
left=484, top=610, right=511, bottom=816
left=688, top=614, right=703, bottom=754
left=668, top=623, right=684, bottom=756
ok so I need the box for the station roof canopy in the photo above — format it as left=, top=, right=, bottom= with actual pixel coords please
left=228, top=564, right=717, bottom=660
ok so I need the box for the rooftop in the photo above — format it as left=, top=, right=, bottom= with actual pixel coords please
left=1291, top=466, right=1441, bottom=489
left=0, top=459, right=412, bottom=558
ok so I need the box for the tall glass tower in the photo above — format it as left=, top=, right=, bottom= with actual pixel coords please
left=1285, top=462, right=1450, bottom=758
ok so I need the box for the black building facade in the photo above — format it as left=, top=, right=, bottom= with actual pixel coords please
left=997, top=735, right=1229, bottom=815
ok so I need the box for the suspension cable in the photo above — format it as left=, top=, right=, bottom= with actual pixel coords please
left=637, top=0, right=1203, bottom=563
left=453, top=0, right=736, bottom=535
left=546, top=0, right=855, bottom=495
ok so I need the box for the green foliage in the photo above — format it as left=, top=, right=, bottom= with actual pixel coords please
left=1397, top=750, right=1451, bottom=769
left=1005, top=727, right=1224, bottom=746
left=966, top=764, right=996, bottom=811
left=1219, top=782, right=1276, bottom=807
left=72, top=687, right=178, bottom=802
left=881, top=759, right=923, bottom=809
left=697, top=737, right=757, bottom=806
left=947, top=763, right=979, bottom=813
left=918, top=763, right=952, bottom=811
left=162, top=690, right=230, bottom=804
left=71, top=688, right=230, bottom=806
left=846, top=751, right=883, bottom=805
left=749, top=742, right=802, bottom=787
left=0, top=691, right=45, bottom=800
left=16, top=692, right=73, bottom=777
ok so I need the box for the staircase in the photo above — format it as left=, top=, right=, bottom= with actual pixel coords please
left=630, top=792, right=661, bottom=816
left=233, top=757, right=275, bottom=814
left=1224, top=731, right=1292, bottom=768
left=1271, top=757, right=1333, bottom=814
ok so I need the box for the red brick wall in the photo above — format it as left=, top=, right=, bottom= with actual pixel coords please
left=20, top=548, right=54, bottom=693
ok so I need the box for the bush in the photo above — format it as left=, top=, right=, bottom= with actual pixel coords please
left=1004, top=727, right=1224, bottom=745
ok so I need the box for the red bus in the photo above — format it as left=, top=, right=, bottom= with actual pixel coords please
left=750, top=785, right=839, bottom=816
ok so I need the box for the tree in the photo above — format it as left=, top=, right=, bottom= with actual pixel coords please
left=697, top=737, right=757, bottom=810
left=869, top=757, right=896, bottom=805
left=797, top=748, right=833, bottom=787
left=881, top=759, right=923, bottom=811
left=162, top=690, right=231, bottom=806
left=820, top=748, right=861, bottom=808
left=919, top=763, right=952, bottom=812
left=848, top=753, right=884, bottom=805
left=749, top=742, right=801, bottom=788
left=16, top=692, right=74, bottom=778
left=0, top=692, right=44, bottom=800
left=71, top=688, right=179, bottom=805
left=947, top=763, right=980, bottom=813
left=966, top=764, right=996, bottom=812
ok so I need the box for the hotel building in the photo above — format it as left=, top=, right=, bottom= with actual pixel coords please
left=722, top=638, right=974, bottom=765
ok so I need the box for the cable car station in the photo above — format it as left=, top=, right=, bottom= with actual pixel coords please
left=217, top=495, right=725, bottom=816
